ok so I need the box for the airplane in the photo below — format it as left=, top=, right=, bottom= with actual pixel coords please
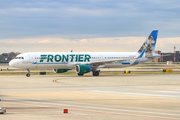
left=9, top=30, right=160, bottom=77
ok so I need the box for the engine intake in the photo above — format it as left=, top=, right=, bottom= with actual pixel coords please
left=75, top=65, right=91, bottom=74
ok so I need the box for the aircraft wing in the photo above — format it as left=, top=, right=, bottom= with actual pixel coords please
left=81, top=49, right=146, bottom=66
left=82, top=58, right=135, bottom=65
left=146, top=53, right=170, bottom=59
left=161, top=54, right=172, bottom=57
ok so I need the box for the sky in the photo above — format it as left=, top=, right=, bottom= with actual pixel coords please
left=0, top=0, right=180, bottom=53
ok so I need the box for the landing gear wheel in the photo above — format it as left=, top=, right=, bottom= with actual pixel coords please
left=26, top=69, right=30, bottom=77
left=93, top=71, right=99, bottom=76
left=26, top=73, right=30, bottom=77
left=78, top=73, right=84, bottom=76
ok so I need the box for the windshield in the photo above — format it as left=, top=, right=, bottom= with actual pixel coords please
left=15, top=57, right=24, bottom=59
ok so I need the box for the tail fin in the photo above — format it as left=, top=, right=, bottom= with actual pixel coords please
left=138, top=30, right=158, bottom=57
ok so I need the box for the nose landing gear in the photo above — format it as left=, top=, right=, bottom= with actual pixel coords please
left=26, top=69, right=30, bottom=77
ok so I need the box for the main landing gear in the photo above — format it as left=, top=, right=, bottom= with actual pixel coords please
left=78, top=73, right=84, bottom=76
left=77, top=71, right=100, bottom=76
left=26, top=69, right=30, bottom=77
left=92, top=71, right=99, bottom=76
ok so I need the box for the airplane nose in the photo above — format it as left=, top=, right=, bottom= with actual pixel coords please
left=9, top=60, right=14, bottom=67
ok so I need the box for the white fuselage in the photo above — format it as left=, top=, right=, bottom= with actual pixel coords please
left=9, top=52, right=150, bottom=70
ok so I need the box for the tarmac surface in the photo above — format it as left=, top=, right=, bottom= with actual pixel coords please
left=0, top=74, right=180, bottom=120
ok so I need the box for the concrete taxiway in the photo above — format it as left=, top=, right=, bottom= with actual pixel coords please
left=0, top=74, right=180, bottom=120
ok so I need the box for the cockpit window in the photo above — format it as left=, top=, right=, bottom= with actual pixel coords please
left=15, top=57, right=24, bottom=59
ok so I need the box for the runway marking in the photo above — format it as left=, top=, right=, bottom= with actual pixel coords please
left=53, top=78, right=87, bottom=86
left=2, top=101, right=180, bottom=120
left=89, top=90, right=180, bottom=98
left=158, top=90, right=180, bottom=93
left=2, top=99, right=180, bottom=120
left=53, top=78, right=76, bottom=85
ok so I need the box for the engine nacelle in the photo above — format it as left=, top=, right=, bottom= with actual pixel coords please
left=75, top=65, right=91, bottom=74
left=53, top=69, right=68, bottom=73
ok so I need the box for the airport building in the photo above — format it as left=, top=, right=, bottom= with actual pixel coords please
left=155, top=51, right=180, bottom=62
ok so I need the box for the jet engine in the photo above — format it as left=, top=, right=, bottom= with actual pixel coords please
left=53, top=69, right=68, bottom=73
left=75, top=64, right=91, bottom=75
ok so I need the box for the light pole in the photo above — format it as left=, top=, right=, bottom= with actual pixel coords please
left=174, top=46, right=176, bottom=63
